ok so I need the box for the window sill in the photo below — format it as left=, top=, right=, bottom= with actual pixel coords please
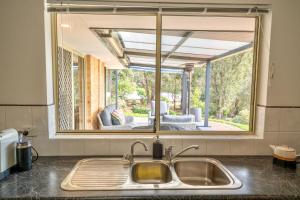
left=50, top=132, right=263, bottom=140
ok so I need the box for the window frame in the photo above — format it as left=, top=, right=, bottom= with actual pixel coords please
left=51, top=12, right=261, bottom=136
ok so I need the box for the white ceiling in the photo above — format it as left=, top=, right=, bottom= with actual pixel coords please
left=57, top=14, right=255, bottom=69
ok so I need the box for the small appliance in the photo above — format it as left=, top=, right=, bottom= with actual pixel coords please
left=16, top=133, right=38, bottom=171
left=270, top=144, right=300, bottom=169
left=0, top=129, right=19, bottom=180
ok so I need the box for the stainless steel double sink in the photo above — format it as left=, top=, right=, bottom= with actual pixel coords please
left=61, top=157, right=242, bottom=190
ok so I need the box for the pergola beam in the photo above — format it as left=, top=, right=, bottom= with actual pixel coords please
left=162, top=31, right=193, bottom=63
left=129, top=62, right=183, bottom=70
left=210, top=43, right=253, bottom=61
left=125, top=50, right=209, bottom=62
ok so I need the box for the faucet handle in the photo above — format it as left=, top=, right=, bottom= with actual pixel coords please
left=165, top=146, right=174, bottom=162
left=123, top=153, right=131, bottom=161
left=165, top=145, right=175, bottom=156
left=166, top=145, right=174, bottom=152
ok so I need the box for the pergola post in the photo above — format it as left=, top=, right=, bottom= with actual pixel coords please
left=181, top=70, right=188, bottom=114
left=204, top=61, right=211, bottom=127
left=181, top=64, right=194, bottom=115
left=115, top=70, right=119, bottom=109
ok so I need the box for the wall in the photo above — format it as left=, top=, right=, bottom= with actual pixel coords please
left=0, top=0, right=300, bottom=156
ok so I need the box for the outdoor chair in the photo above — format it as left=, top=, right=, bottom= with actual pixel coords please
left=148, top=101, right=169, bottom=124
left=97, top=104, right=134, bottom=130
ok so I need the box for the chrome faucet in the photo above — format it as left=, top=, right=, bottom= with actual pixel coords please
left=125, top=140, right=149, bottom=164
left=165, top=145, right=200, bottom=163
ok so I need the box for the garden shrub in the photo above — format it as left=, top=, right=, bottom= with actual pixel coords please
left=132, top=106, right=149, bottom=114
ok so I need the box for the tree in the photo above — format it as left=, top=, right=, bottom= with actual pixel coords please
left=116, top=69, right=136, bottom=99
left=161, top=73, right=181, bottom=111
left=209, top=50, right=253, bottom=121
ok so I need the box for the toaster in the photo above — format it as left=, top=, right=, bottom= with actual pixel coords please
left=0, top=129, right=19, bottom=180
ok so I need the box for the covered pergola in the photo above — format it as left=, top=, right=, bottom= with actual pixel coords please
left=91, top=22, right=254, bottom=127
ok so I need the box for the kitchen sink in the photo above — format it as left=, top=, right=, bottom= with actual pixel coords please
left=131, top=161, right=172, bottom=184
left=174, top=159, right=231, bottom=186
left=61, top=158, right=242, bottom=190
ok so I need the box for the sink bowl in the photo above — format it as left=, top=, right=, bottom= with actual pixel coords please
left=131, top=161, right=172, bottom=184
left=61, top=158, right=241, bottom=190
left=173, top=159, right=232, bottom=186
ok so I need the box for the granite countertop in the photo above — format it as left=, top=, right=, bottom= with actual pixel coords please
left=0, top=156, right=299, bottom=200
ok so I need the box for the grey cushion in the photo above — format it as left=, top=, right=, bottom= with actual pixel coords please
left=111, top=115, right=121, bottom=125
left=100, top=109, right=112, bottom=126
left=99, top=105, right=116, bottom=126
left=125, top=116, right=134, bottom=123
left=162, top=115, right=194, bottom=123
left=151, top=101, right=168, bottom=116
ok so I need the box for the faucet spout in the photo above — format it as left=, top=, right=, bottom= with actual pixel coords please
left=170, top=145, right=199, bottom=162
left=128, top=140, right=149, bottom=164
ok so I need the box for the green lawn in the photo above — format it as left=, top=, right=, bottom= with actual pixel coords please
left=124, top=112, right=148, bottom=118
left=209, top=118, right=249, bottom=131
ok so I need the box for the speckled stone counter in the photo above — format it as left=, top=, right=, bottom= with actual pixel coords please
left=0, top=156, right=299, bottom=200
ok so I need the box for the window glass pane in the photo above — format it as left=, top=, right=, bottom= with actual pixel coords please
left=56, top=13, right=156, bottom=131
left=160, top=15, right=256, bottom=132
left=182, top=38, right=249, bottom=50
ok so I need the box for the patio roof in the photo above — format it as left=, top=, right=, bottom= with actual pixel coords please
left=92, top=28, right=254, bottom=70
left=91, top=24, right=255, bottom=128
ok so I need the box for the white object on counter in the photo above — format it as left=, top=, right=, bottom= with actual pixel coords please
left=0, top=129, right=19, bottom=177
left=270, top=144, right=299, bottom=161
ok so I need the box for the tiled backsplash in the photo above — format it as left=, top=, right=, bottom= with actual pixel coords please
left=0, top=105, right=299, bottom=156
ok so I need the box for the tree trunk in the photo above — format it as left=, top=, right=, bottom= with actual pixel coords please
left=173, top=78, right=177, bottom=111
left=143, top=72, right=151, bottom=104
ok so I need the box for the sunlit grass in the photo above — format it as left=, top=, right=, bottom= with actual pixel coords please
left=209, top=118, right=249, bottom=131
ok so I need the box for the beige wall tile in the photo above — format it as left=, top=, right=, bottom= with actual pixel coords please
left=32, top=106, right=48, bottom=133
left=230, top=140, right=255, bottom=155
left=254, top=132, right=278, bottom=155
left=31, top=134, right=60, bottom=156
left=59, top=140, right=85, bottom=155
left=5, top=106, right=32, bottom=130
left=279, top=108, right=300, bottom=132
left=83, top=139, right=110, bottom=155
left=277, top=132, right=300, bottom=152
left=0, top=106, right=5, bottom=131
left=206, top=140, right=231, bottom=155
left=264, top=108, right=280, bottom=132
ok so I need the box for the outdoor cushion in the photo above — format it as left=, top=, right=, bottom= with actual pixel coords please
left=151, top=101, right=168, bottom=116
left=125, top=115, right=134, bottom=123
left=100, top=109, right=112, bottom=126
left=99, top=104, right=116, bottom=126
left=162, top=114, right=194, bottom=123
left=111, top=109, right=126, bottom=125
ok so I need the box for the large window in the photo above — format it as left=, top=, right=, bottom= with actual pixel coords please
left=53, top=11, right=259, bottom=134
